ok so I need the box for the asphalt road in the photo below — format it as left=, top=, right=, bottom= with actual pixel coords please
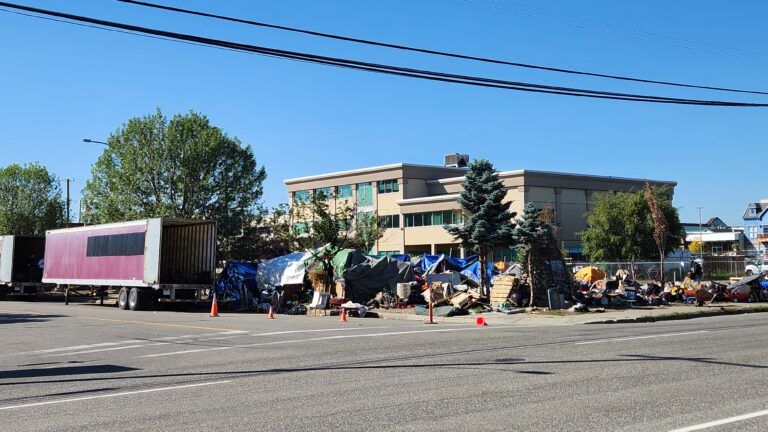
left=1, top=301, right=767, bottom=432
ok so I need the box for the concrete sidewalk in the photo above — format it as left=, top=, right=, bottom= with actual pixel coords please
left=374, top=303, right=768, bottom=325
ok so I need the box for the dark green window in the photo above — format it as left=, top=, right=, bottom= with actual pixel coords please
left=293, top=190, right=310, bottom=204
left=377, top=179, right=399, bottom=194
left=379, top=214, right=400, bottom=229
left=337, top=185, right=353, bottom=198
left=315, top=187, right=332, bottom=199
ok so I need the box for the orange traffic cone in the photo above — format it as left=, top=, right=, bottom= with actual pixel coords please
left=267, top=305, right=275, bottom=319
left=210, top=293, right=219, bottom=317
left=340, top=308, right=348, bottom=323
left=475, top=316, right=487, bottom=327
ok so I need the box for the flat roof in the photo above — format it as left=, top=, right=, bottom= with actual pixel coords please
left=284, top=163, right=466, bottom=185
left=429, top=169, right=677, bottom=186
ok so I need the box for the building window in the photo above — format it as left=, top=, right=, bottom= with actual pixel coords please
left=293, top=190, right=310, bottom=204
left=357, top=182, right=373, bottom=207
left=404, top=211, right=461, bottom=227
left=378, top=250, right=401, bottom=256
left=292, top=222, right=309, bottom=235
left=337, top=185, right=353, bottom=199
left=314, top=187, right=332, bottom=200
left=377, top=179, right=399, bottom=194
left=379, top=214, right=400, bottom=229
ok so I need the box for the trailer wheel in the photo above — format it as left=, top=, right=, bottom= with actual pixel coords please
left=128, top=288, right=142, bottom=311
left=118, top=287, right=130, bottom=310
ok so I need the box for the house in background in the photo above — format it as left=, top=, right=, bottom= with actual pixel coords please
left=743, top=200, right=768, bottom=256
left=682, top=216, right=743, bottom=255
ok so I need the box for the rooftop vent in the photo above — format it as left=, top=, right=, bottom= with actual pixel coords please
left=444, top=153, right=470, bottom=168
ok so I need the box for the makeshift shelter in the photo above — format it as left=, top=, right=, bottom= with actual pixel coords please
left=343, top=256, right=413, bottom=303
left=415, top=254, right=496, bottom=284
left=574, top=266, right=607, bottom=285
left=215, top=261, right=259, bottom=302
left=255, top=252, right=311, bottom=290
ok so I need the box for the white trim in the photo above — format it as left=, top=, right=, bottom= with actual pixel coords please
left=397, top=194, right=461, bottom=205
left=42, top=278, right=152, bottom=287
left=46, top=219, right=151, bottom=235
left=284, top=163, right=466, bottom=184
left=427, top=169, right=676, bottom=186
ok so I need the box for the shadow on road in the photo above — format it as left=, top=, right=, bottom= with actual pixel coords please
left=0, top=364, right=137, bottom=380
left=0, top=313, right=65, bottom=325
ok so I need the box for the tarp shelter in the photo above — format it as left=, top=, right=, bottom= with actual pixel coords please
left=343, top=256, right=413, bottom=303
left=415, top=254, right=497, bottom=284
left=574, top=266, right=607, bottom=285
left=255, top=252, right=311, bottom=289
left=215, top=261, right=259, bottom=302
left=726, top=274, right=761, bottom=295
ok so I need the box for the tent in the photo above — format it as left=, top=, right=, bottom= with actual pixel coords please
left=215, top=261, right=259, bottom=302
left=574, top=266, right=607, bottom=285
left=255, top=251, right=312, bottom=290
left=415, top=254, right=497, bottom=284
left=343, top=256, right=414, bottom=303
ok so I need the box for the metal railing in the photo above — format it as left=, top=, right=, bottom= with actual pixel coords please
left=571, top=260, right=748, bottom=282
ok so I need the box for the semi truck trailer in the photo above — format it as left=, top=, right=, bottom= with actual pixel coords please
left=43, top=218, right=217, bottom=310
left=0, top=235, right=46, bottom=298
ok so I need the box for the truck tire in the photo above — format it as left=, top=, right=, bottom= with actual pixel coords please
left=118, top=287, right=130, bottom=310
left=128, top=288, right=141, bottom=311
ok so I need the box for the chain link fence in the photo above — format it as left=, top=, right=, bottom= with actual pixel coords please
left=571, top=259, right=748, bottom=282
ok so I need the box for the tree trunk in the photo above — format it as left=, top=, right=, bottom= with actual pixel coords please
left=527, top=253, right=535, bottom=307
left=323, top=259, right=334, bottom=293
left=659, top=248, right=665, bottom=287
left=479, top=249, right=489, bottom=297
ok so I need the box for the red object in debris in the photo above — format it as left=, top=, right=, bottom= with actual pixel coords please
left=476, top=316, right=487, bottom=327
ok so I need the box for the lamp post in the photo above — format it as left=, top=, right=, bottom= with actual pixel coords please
left=82, top=138, right=107, bottom=145
left=697, top=207, right=703, bottom=261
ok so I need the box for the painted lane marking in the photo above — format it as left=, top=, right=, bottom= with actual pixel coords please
left=73, top=316, right=243, bottom=332
left=667, top=408, right=768, bottom=431
left=0, top=380, right=231, bottom=411
left=574, top=330, right=709, bottom=345
left=140, top=327, right=480, bottom=358
left=44, top=343, right=170, bottom=357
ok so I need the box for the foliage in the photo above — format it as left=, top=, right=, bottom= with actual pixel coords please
left=579, top=188, right=682, bottom=262
left=226, top=204, right=294, bottom=261
left=645, top=183, right=670, bottom=284
left=688, top=240, right=706, bottom=254
left=290, top=192, right=357, bottom=291
left=513, top=203, right=551, bottom=306
left=81, top=109, right=266, bottom=259
left=0, top=163, right=65, bottom=235
left=350, top=211, right=385, bottom=254
left=446, top=159, right=516, bottom=295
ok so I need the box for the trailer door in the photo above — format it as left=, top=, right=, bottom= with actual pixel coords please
left=0, top=236, right=13, bottom=283
left=143, top=218, right=162, bottom=285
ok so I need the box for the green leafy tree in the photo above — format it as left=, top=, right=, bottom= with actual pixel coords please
left=227, top=203, right=294, bottom=261
left=513, top=203, right=550, bottom=307
left=82, top=109, right=266, bottom=259
left=0, top=163, right=65, bottom=235
left=579, top=188, right=683, bottom=268
left=291, top=193, right=357, bottom=291
left=350, top=211, right=385, bottom=254
left=446, top=159, right=516, bottom=296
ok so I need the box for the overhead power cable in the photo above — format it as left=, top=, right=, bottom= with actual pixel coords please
left=463, top=0, right=768, bottom=63
left=117, top=0, right=768, bottom=96
left=1, top=2, right=767, bottom=107
left=501, top=0, right=768, bottom=57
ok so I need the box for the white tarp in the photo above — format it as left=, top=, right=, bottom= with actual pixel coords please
left=256, top=252, right=312, bottom=289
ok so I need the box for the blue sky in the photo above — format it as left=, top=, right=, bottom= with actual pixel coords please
left=1, top=0, right=766, bottom=225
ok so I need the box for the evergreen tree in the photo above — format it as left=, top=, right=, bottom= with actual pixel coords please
left=513, top=203, right=550, bottom=307
left=446, top=159, right=516, bottom=296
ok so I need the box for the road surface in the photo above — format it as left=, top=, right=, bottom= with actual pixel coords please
left=1, top=301, right=767, bottom=431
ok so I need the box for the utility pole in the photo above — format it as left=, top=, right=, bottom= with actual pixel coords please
left=697, top=206, right=703, bottom=261
left=65, top=179, right=74, bottom=225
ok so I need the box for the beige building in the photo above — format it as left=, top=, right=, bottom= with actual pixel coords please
left=284, top=157, right=675, bottom=260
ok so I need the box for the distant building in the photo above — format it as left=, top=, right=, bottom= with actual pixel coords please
left=284, top=155, right=676, bottom=260
left=742, top=200, right=768, bottom=256
left=683, top=216, right=743, bottom=255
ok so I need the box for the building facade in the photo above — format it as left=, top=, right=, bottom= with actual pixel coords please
left=284, top=160, right=676, bottom=259
left=742, top=200, right=768, bottom=256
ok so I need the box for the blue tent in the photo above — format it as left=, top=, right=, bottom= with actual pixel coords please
left=215, top=261, right=260, bottom=302
left=415, top=254, right=497, bottom=285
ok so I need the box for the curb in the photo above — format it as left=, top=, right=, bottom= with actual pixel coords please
left=587, top=306, right=768, bottom=324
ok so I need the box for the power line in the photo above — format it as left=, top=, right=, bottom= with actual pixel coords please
left=118, top=0, right=768, bottom=96
left=1, top=2, right=766, bottom=107
left=502, top=0, right=768, bottom=57
left=463, top=0, right=768, bottom=63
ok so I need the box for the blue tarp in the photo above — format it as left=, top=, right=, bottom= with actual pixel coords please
left=415, top=254, right=497, bottom=284
left=215, top=261, right=259, bottom=302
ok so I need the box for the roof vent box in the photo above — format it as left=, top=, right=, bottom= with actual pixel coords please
left=444, top=153, right=470, bottom=168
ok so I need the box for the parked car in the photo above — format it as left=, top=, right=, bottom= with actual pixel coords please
left=745, top=259, right=768, bottom=276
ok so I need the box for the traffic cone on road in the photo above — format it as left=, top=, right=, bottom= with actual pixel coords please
left=210, top=293, right=219, bottom=317
left=267, top=305, right=275, bottom=319
left=340, top=308, right=348, bottom=323
left=475, top=316, right=487, bottom=327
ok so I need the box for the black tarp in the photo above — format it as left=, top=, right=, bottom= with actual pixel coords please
left=342, top=256, right=413, bottom=303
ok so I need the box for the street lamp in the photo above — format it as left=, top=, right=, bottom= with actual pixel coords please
left=82, top=138, right=107, bottom=145
left=697, top=206, right=703, bottom=262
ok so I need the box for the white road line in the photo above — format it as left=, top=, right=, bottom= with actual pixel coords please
left=573, top=330, right=709, bottom=345
left=140, top=327, right=480, bottom=358
left=668, top=409, right=768, bottom=431
left=44, top=343, right=170, bottom=356
left=0, top=380, right=231, bottom=411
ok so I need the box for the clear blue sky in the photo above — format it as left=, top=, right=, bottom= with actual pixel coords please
left=1, top=0, right=765, bottom=225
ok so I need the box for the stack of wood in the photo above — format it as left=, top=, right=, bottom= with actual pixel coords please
left=449, top=290, right=481, bottom=308
left=490, top=275, right=518, bottom=307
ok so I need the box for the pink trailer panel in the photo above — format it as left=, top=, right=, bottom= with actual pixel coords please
left=43, top=222, right=147, bottom=286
